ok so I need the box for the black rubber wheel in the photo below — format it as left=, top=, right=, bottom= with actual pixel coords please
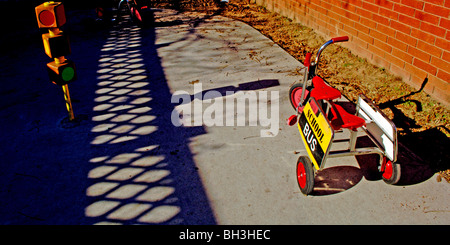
left=296, top=156, right=315, bottom=195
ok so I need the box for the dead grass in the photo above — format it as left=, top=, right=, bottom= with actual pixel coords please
left=223, top=2, right=448, bottom=122
left=151, top=0, right=220, bottom=10
left=164, top=0, right=450, bottom=182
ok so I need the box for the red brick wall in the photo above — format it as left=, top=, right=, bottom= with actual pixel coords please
left=254, top=0, right=450, bottom=106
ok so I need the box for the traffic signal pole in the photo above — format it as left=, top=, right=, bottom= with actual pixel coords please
left=35, top=1, right=76, bottom=121
left=54, top=54, right=75, bottom=120
left=62, top=84, right=75, bottom=120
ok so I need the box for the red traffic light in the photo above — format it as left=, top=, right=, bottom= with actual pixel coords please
left=46, top=59, right=76, bottom=85
left=35, top=2, right=66, bottom=28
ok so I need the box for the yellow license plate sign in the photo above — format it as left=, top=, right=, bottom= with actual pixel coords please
left=298, top=98, right=334, bottom=170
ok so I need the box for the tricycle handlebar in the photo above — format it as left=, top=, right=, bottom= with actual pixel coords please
left=312, top=36, right=349, bottom=71
left=331, top=36, right=349, bottom=43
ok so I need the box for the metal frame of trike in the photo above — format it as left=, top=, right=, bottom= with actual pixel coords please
left=321, top=94, right=398, bottom=171
left=297, top=94, right=400, bottom=184
left=290, top=36, right=401, bottom=195
left=294, top=37, right=398, bottom=172
left=292, top=81, right=402, bottom=195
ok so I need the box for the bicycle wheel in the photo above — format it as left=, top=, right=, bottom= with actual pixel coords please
left=297, top=156, right=315, bottom=195
left=289, top=83, right=311, bottom=113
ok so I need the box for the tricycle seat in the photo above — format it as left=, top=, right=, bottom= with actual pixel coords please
left=329, top=102, right=366, bottom=131
left=310, top=76, right=341, bottom=101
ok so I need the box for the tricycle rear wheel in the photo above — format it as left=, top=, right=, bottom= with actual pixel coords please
left=297, top=156, right=315, bottom=195
left=381, top=157, right=401, bottom=185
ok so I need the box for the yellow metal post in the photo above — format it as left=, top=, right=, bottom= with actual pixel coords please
left=62, top=84, right=75, bottom=120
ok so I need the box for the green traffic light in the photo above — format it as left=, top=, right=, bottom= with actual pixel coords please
left=61, top=66, right=75, bottom=82
left=46, top=59, right=76, bottom=85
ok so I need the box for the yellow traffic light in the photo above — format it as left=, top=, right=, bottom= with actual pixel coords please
left=42, top=31, right=71, bottom=58
left=35, top=1, right=66, bottom=28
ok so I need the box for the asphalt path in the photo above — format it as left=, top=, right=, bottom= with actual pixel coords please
left=0, top=8, right=448, bottom=225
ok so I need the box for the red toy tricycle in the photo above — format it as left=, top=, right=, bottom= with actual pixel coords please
left=288, top=36, right=401, bottom=195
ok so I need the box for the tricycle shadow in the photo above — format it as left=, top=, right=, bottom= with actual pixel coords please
left=354, top=134, right=436, bottom=186
left=311, top=166, right=362, bottom=196
left=310, top=133, right=436, bottom=196
left=310, top=135, right=380, bottom=196
left=309, top=135, right=377, bottom=196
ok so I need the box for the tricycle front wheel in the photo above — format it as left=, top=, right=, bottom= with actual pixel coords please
left=297, top=156, right=315, bottom=195
left=289, top=83, right=311, bottom=113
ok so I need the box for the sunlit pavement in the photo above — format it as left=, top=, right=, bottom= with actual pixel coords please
left=0, top=8, right=448, bottom=225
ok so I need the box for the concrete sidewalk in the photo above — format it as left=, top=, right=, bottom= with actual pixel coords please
left=0, top=8, right=448, bottom=225
left=155, top=9, right=449, bottom=225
